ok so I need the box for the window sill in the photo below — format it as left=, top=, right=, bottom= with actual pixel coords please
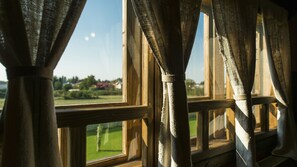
left=114, top=160, right=142, bottom=167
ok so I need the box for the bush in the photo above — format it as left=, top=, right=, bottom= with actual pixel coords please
left=63, top=84, right=73, bottom=91
left=63, top=90, right=97, bottom=99
left=53, top=90, right=65, bottom=98
left=93, top=89, right=122, bottom=96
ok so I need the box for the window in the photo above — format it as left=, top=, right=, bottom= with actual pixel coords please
left=252, top=16, right=276, bottom=133
left=56, top=0, right=147, bottom=166
left=187, top=7, right=278, bottom=158
left=186, top=14, right=205, bottom=98
left=54, top=0, right=124, bottom=106
left=187, top=9, right=232, bottom=152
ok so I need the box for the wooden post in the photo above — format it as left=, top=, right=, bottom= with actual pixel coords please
left=261, top=104, right=270, bottom=132
left=69, top=127, right=86, bottom=167
left=123, top=0, right=143, bottom=161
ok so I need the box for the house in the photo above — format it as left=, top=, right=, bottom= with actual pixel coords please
left=113, top=81, right=122, bottom=90
left=95, top=82, right=113, bottom=90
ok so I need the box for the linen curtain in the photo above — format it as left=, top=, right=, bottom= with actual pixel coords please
left=131, top=0, right=201, bottom=166
left=0, top=0, right=86, bottom=166
left=211, top=0, right=259, bottom=166
left=261, top=1, right=297, bottom=161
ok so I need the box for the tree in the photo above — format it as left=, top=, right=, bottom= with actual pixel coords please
left=53, top=81, right=62, bottom=90
left=112, top=77, right=122, bottom=83
left=199, top=81, right=204, bottom=86
left=185, top=79, right=196, bottom=89
left=58, top=76, right=67, bottom=84
left=68, top=76, right=79, bottom=84
left=63, top=83, right=73, bottom=91
left=79, top=75, right=97, bottom=90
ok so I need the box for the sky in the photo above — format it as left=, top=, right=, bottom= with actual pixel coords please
left=0, top=0, right=204, bottom=83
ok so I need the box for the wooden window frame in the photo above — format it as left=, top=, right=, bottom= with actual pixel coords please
left=56, top=0, right=151, bottom=166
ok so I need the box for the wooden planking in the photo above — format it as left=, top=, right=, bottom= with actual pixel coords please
left=56, top=106, right=147, bottom=128
left=141, top=34, right=156, bottom=167
left=125, top=0, right=143, bottom=159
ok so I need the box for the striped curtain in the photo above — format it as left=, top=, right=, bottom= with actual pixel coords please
left=0, top=0, right=86, bottom=166
left=261, top=1, right=297, bottom=161
left=131, top=0, right=201, bottom=166
left=211, top=0, right=259, bottom=166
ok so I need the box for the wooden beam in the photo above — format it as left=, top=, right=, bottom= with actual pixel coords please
left=188, top=99, right=235, bottom=112
left=251, top=96, right=277, bottom=105
left=56, top=106, right=147, bottom=128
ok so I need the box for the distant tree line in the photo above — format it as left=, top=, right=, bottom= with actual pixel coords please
left=53, top=75, right=122, bottom=100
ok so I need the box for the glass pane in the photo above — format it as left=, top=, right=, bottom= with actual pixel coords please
left=186, top=13, right=204, bottom=97
left=253, top=105, right=262, bottom=133
left=54, top=0, right=123, bottom=106
left=269, top=103, right=278, bottom=130
left=209, top=109, right=230, bottom=149
left=189, top=113, right=197, bottom=151
left=189, top=112, right=201, bottom=152
left=86, top=122, right=123, bottom=162
left=189, top=113, right=197, bottom=138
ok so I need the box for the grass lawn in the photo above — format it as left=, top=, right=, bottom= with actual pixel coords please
left=86, top=126, right=123, bottom=162
left=54, top=95, right=122, bottom=106
left=0, top=98, right=4, bottom=109
left=86, top=120, right=197, bottom=162
left=189, top=116, right=197, bottom=137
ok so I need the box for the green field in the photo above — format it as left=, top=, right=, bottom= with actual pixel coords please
left=54, top=95, right=122, bottom=106
left=189, top=116, right=197, bottom=137
left=86, top=119, right=196, bottom=161
left=86, top=126, right=123, bottom=162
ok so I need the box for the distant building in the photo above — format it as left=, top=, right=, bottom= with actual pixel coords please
left=114, top=81, right=122, bottom=90
left=69, top=89, right=80, bottom=92
left=96, top=82, right=113, bottom=90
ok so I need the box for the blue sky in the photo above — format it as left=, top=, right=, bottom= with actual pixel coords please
left=0, top=0, right=204, bottom=83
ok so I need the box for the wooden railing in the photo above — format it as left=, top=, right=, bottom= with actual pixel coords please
left=55, top=96, right=277, bottom=166
left=187, top=96, right=277, bottom=165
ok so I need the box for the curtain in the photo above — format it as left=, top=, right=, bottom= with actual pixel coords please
left=261, top=1, right=297, bottom=161
left=131, top=0, right=201, bottom=166
left=211, top=0, right=259, bottom=166
left=0, top=0, right=86, bottom=166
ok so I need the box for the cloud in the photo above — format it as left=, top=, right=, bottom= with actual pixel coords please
left=84, top=36, right=89, bottom=41
left=90, top=32, right=96, bottom=38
